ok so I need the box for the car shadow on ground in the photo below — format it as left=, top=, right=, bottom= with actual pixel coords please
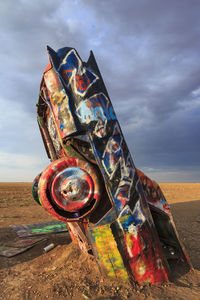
left=170, top=199, right=200, bottom=271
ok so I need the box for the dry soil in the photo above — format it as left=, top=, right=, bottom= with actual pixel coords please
left=0, top=182, right=200, bottom=299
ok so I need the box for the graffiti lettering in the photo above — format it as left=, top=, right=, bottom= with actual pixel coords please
left=102, top=124, right=135, bottom=209
left=47, top=113, right=62, bottom=153
left=77, top=93, right=116, bottom=137
left=44, top=68, right=77, bottom=137
left=102, top=123, right=122, bottom=175
left=58, top=49, right=98, bottom=96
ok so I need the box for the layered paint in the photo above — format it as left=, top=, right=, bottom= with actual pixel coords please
left=137, top=169, right=170, bottom=215
left=34, top=45, right=191, bottom=286
left=89, top=224, right=129, bottom=280
left=43, top=67, right=77, bottom=138
left=38, top=157, right=101, bottom=221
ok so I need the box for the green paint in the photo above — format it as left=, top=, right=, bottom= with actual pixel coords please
left=31, top=224, right=67, bottom=233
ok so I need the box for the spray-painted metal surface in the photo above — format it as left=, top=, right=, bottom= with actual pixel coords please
left=34, top=46, right=191, bottom=285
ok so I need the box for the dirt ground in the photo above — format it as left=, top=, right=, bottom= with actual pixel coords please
left=0, top=182, right=200, bottom=300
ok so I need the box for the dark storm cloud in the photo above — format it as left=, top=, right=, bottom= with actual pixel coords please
left=81, top=0, right=200, bottom=178
left=129, top=105, right=200, bottom=167
left=0, top=0, right=199, bottom=181
left=83, top=0, right=200, bottom=118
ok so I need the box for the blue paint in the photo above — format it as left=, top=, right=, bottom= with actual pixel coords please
left=57, top=49, right=98, bottom=95
left=77, top=93, right=116, bottom=126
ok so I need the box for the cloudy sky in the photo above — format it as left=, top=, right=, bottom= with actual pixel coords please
left=0, top=0, right=200, bottom=182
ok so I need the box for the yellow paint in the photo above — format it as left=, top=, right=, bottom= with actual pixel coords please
left=51, top=90, right=66, bottom=105
left=91, top=225, right=128, bottom=281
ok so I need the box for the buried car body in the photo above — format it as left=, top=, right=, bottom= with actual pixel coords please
left=33, top=46, right=191, bottom=285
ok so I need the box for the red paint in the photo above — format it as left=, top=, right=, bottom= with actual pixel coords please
left=38, top=157, right=101, bottom=221
left=76, top=74, right=90, bottom=92
left=124, top=228, right=169, bottom=284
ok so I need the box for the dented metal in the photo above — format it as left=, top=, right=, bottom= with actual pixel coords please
left=33, top=46, right=191, bottom=285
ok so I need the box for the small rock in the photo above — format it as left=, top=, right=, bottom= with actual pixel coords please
left=139, top=285, right=144, bottom=290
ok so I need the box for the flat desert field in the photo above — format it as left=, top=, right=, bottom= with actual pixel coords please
left=0, top=183, right=200, bottom=299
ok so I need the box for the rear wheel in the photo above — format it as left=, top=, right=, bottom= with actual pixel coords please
left=32, top=173, right=42, bottom=205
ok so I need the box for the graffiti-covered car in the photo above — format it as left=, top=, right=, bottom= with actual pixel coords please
left=33, top=46, right=191, bottom=285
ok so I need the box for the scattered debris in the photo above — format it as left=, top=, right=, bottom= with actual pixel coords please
left=44, top=243, right=55, bottom=253
left=0, top=237, right=46, bottom=257
left=11, top=221, right=68, bottom=237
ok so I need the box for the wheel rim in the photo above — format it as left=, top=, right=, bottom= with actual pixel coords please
left=51, top=167, right=94, bottom=211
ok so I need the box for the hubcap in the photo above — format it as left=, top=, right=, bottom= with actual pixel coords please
left=51, top=167, right=94, bottom=212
